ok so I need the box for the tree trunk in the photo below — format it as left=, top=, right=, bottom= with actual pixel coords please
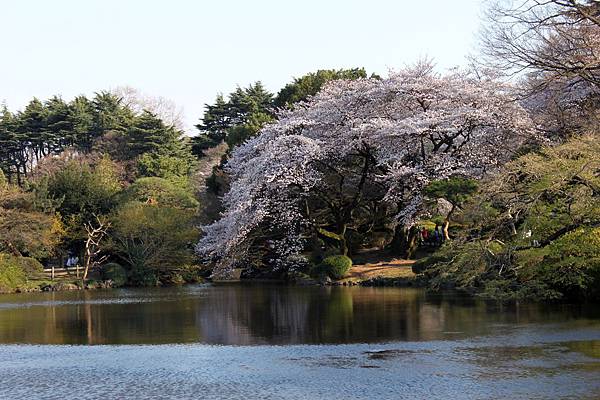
left=443, top=203, right=456, bottom=241
left=442, top=220, right=450, bottom=241
left=338, top=223, right=349, bottom=256
left=390, top=225, right=419, bottom=259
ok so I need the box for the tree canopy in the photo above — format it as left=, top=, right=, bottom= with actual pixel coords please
left=196, top=63, right=534, bottom=277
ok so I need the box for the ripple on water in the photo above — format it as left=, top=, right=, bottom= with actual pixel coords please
left=1, top=341, right=600, bottom=399
left=1, top=286, right=600, bottom=398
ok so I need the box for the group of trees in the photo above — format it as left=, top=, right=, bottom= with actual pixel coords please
left=2, top=0, right=598, bottom=300
left=417, top=135, right=600, bottom=300
left=416, top=0, right=600, bottom=301
left=0, top=91, right=200, bottom=290
left=196, top=63, right=534, bottom=278
left=0, top=91, right=194, bottom=186
left=194, top=0, right=600, bottom=301
left=0, top=67, right=375, bottom=290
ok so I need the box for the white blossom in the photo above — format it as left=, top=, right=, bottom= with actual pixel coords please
left=197, top=63, right=535, bottom=277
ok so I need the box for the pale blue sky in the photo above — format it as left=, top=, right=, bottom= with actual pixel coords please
left=0, top=0, right=484, bottom=132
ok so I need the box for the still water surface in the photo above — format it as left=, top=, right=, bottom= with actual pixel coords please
left=0, top=284, right=599, bottom=399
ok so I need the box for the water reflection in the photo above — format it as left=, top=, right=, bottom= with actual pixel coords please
left=0, top=284, right=599, bottom=345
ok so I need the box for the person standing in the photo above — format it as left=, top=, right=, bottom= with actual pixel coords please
left=421, top=227, right=429, bottom=246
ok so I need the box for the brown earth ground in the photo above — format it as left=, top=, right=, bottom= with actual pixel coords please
left=340, top=249, right=416, bottom=283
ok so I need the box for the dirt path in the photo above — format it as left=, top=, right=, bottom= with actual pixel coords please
left=341, top=258, right=415, bottom=283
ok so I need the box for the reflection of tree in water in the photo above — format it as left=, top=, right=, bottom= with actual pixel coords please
left=195, top=286, right=313, bottom=345
left=194, top=287, right=600, bottom=345
left=0, top=288, right=206, bottom=344
left=2, top=287, right=600, bottom=345
left=196, top=286, right=434, bottom=344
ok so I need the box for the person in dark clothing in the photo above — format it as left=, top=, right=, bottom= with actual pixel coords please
left=433, top=225, right=441, bottom=245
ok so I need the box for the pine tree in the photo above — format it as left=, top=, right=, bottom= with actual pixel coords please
left=45, top=96, right=74, bottom=148
left=125, top=110, right=181, bottom=158
left=69, top=96, right=95, bottom=149
left=17, top=98, right=49, bottom=162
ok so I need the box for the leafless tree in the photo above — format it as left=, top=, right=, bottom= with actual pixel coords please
left=482, top=0, right=600, bottom=87
left=82, top=215, right=111, bottom=281
left=481, top=1, right=600, bottom=138
left=112, top=86, right=186, bottom=131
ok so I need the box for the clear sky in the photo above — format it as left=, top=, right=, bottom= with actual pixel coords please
left=0, top=0, right=484, bottom=132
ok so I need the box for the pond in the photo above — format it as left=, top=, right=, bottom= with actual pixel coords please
left=0, top=284, right=599, bottom=399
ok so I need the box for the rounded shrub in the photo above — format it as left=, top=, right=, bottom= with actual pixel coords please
left=102, top=262, right=127, bottom=287
left=317, top=255, right=353, bottom=280
left=128, top=265, right=159, bottom=287
left=0, top=254, right=27, bottom=292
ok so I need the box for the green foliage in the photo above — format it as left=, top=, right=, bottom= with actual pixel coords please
left=137, top=152, right=195, bottom=186
left=225, top=111, right=274, bottom=148
left=47, top=158, right=121, bottom=218
left=177, top=264, right=205, bottom=283
left=16, top=257, right=44, bottom=275
left=125, top=111, right=182, bottom=159
left=274, top=68, right=368, bottom=108
left=118, top=177, right=198, bottom=209
left=313, top=255, right=353, bottom=280
left=424, top=177, right=478, bottom=206
left=0, top=254, right=45, bottom=293
left=527, top=228, right=600, bottom=300
left=101, top=262, right=127, bottom=287
left=419, top=241, right=505, bottom=292
left=0, top=254, right=27, bottom=292
left=194, top=82, right=274, bottom=154
left=90, top=91, right=133, bottom=140
left=0, top=181, right=62, bottom=258
left=111, top=202, right=198, bottom=285
left=421, top=136, right=600, bottom=301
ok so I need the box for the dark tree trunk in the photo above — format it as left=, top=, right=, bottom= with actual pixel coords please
left=390, top=224, right=420, bottom=259
left=338, top=223, right=349, bottom=256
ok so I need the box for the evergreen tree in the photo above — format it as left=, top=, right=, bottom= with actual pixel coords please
left=274, top=68, right=368, bottom=108
left=125, top=110, right=181, bottom=158
left=69, top=96, right=95, bottom=148
left=0, top=104, right=20, bottom=183
left=45, top=96, right=74, bottom=148
left=192, top=94, right=231, bottom=156
left=193, top=81, right=274, bottom=155
left=90, top=91, right=133, bottom=146
left=17, top=98, right=49, bottom=162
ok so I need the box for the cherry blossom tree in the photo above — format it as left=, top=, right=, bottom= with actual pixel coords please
left=197, top=63, right=535, bottom=278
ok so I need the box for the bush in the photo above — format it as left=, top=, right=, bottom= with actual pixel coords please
left=178, top=264, right=205, bottom=283
left=417, top=241, right=506, bottom=293
left=526, top=227, right=600, bottom=300
left=128, top=265, right=159, bottom=287
left=0, top=254, right=27, bottom=292
left=137, top=153, right=195, bottom=186
left=111, top=201, right=198, bottom=280
left=102, top=262, right=127, bottom=287
left=118, top=177, right=198, bottom=210
left=313, top=255, right=353, bottom=280
left=17, top=257, right=44, bottom=275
